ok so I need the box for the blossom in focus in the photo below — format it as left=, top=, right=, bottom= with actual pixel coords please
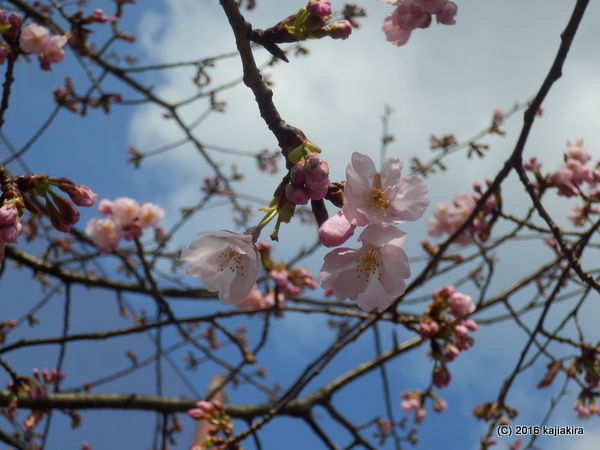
left=320, top=225, right=410, bottom=312
left=343, top=152, right=429, bottom=227
left=182, top=231, right=260, bottom=305
left=19, top=23, right=49, bottom=54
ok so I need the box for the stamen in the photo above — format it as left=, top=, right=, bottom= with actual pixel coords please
left=368, top=173, right=390, bottom=212
left=218, top=248, right=246, bottom=275
left=354, top=247, right=383, bottom=281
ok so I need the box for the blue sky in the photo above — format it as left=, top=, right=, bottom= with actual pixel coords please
left=1, top=0, right=600, bottom=449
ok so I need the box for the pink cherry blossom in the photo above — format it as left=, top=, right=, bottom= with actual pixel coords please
left=182, top=231, right=260, bottom=305
left=138, top=202, right=165, bottom=228
left=19, top=23, right=49, bottom=54
left=40, top=34, right=67, bottom=63
left=447, top=291, right=474, bottom=317
left=320, top=225, right=410, bottom=312
left=98, top=199, right=113, bottom=215
left=85, top=217, right=121, bottom=253
left=318, top=211, right=356, bottom=247
left=432, top=364, right=451, bottom=388
left=236, top=287, right=275, bottom=309
left=343, top=152, right=429, bottom=227
left=111, top=197, right=141, bottom=227
left=566, top=139, right=591, bottom=163
left=382, top=15, right=412, bottom=46
left=187, top=400, right=220, bottom=420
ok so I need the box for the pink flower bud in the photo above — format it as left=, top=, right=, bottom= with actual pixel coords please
left=0, top=202, right=18, bottom=226
left=328, top=20, right=352, bottom=40
left=307, top=0, right=331, bottom=17
left=89, top=9, right=108, bottom=23
left=289, top=163, right=306, bottom=185
left=55, top=180, right=97, bottom=207
left=447, top=291, right=474, bottom=318
left=318, top=211, right=356, bottom=247
left=0, top=44, right=11, bottom=64
left=50, top=196, right=80, bottom=232
left=419, top=320, right=440, bottom=338
left=432, top=364, right=451, bottom=388
left=285, top=183, right=310, bottom=205
left=433, top=397, right=448, bottom=412
left=8, top=12, right=22, bottom=31
left=435, top=1, right=457, bottom=25
left=459, top=318, right=478, bottom=331
left=0, top=220, right=21, bottom=243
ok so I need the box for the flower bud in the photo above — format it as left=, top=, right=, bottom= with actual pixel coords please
left=328, top=20, right=352, bottom=40
left=307, top=0, right=331, bottom=17
left=318, top=211, right=355, bottom=247
left=285, top=183, right=309, bottom=205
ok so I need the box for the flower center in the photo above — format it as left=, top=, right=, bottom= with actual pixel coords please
left=219, top=248, right=246, bottom=275
left=368, top=174, right=390, bottom=212
left=354, top=247, right=382, bottom=281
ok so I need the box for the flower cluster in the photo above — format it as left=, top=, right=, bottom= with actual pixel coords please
left=319, top=152, right=428, bottom=312
left=85, top=197, right=164, bottom=253
left=0, top=175, right=97, bottom=260
left=400, top=390, right=447, bottom=425
left=524, top=140, right=600, bottom=227
left=182, top=152, right=428, bottom=313
left=427, top=180, right=498, bottom=245
left=285, top=153, right=330, bottom=205
left=187, top=400, right=238, bottom=449
left=18, top=22, right=68, bottom=70
left=378, top=0, right=457, bottom=46
left=5, top=367, right=64, bottom=434
left=261, top=0, right=352, bottom=44
left=418, top=285, right=478, bottom=388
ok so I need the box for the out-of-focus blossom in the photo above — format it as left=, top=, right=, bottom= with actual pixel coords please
left=85, top=217, right=121, bottom=253
left=447, top=291, right=474, bottom=318
left=19, top=23, right=49, bottom=54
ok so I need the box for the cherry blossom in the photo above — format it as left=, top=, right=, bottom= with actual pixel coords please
left=19, top=23, right=49, bottom=54
left=343, top=151, right=429, bottom=227
left=182, top=231, right=260, bottom=305
left=85, top=217, right=121, bottom=253
left=320, top=225, right=410, bottom=312
left=377, top=0, right=457, bottom=46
